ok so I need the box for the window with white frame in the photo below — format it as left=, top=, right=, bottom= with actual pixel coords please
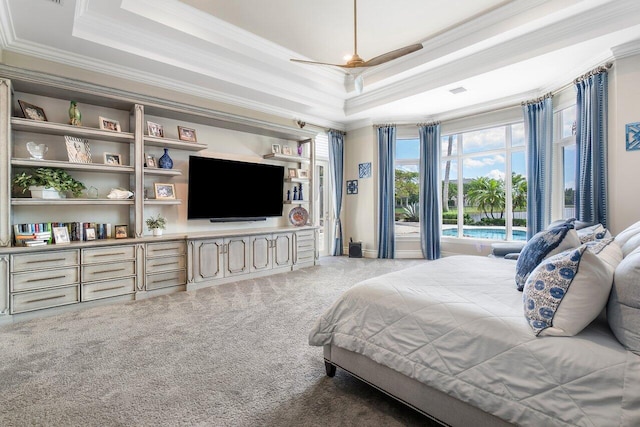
left=441, top=123, right=526, bottom=241
left=552, top=104, right=577, bottom=220
left=395, top=138, right=420, bottom=236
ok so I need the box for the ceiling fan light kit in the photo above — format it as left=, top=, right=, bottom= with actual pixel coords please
left=290, top=0, right=423, bottom=91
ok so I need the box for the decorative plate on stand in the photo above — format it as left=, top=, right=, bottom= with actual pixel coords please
left=289, top=206, right=309, bottom=226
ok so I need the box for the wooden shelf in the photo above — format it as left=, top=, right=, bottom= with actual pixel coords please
left=12, top=158, right=135, bottom=174
left=11, top=198, right=135, bottom=206
left=11, top=118, right=135, bottom=143
left=263, top=153, right=310, bottom=164
left=144, top=199, right=182, bottom=205
left=284, top=200, right=309, bottom=205
left=143, top=135, right=207, bottom=151
left=143, top=167, right=182, bottom=177
left=284, top=178, right=309, bottom=184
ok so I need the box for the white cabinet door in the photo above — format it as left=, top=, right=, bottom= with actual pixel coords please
left=192, top=239, right=224, bottom=283
left=250, top=234, right=271, bottom=272
left=224, top=236, right=250, bottom=277
left=273, top=233, right=293, bottom=268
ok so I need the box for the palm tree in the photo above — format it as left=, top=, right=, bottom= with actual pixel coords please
left=466, top=177, right=505, bottom=219
left=511, top=173, right=527, bottom=214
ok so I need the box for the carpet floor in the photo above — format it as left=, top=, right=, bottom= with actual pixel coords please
left=0, top=256, right=441, bottom=427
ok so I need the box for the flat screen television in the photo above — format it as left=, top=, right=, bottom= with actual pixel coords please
left=187, top=155, right=284, bottom=222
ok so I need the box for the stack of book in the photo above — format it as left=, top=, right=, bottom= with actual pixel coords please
left=14, top=223, right=53, bottom=247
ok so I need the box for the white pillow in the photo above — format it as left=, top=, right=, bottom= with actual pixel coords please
left=523, top=245, right=613, bottom=336
left=584, top=237, right=623, bottom=273
left=608, top=246, right=640, bottom=354
left=621, top=233, right=640, bottom=258
left=614, top=220, right=640, bottom=247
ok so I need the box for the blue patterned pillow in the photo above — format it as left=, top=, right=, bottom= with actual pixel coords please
left=523, top=245, right=613, bottom=336
left=515, top=223, right=580, bottom=291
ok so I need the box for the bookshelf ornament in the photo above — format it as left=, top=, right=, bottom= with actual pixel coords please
left=158, top=148, right=173, bottom=169
left=26, top=141, right=47, bottom=160
left=68, top=101, right=82, bottom=126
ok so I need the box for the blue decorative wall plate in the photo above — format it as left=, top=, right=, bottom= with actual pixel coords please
left=626, top=122, right=640, bottom=151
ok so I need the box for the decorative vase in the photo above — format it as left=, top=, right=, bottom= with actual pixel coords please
left=152, top=228, right=163, bottom=236
left=158, top=148, right=173, bottom=169
left=68, top=101, right=82, bottom=126
left=29, top=186, right=63, bottom=199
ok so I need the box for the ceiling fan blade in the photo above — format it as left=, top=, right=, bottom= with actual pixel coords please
left=362, top=44, right=423, bottom=67
left=290, top=58, right=353, bottom=69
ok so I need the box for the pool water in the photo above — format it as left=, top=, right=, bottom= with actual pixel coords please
left=442, top=227, right=527, bottom=241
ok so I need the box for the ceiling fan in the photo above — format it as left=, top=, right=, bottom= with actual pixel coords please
left=290, top=0, right=423, bottom=91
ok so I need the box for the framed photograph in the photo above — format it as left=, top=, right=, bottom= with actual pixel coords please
left=64, top=135, right=92, bottom=163
left=282, top=146, right=292, bottom=155
left=104, top=153, right=122, bottom=165
left=288, top=168, right=297, bottom=178
left=145, top=153, right=157, bottom=168
left=154, top=183, right=176, bottom=199
left=271, top=144, right=281, bottom=154
left=147, top=121, right=164, bottom=137
left=178, top=126, right=197, bottom=142
left=99, top=116, right=121, bottom=132
left=84, top=228, right=96, bottom=241
left=53, top=226, right=70, bottom=244
left=297, top=169, right=309, bottom=179
left=114, top=224, right=128, bottom=239
left=18, top=100, right=47, bottom=121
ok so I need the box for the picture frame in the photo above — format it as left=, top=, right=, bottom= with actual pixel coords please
left=271, top=144, right=281, bottom=154
left=177, top=126, right=197, bottom=142
left=145, top=153, right=157, bottom=168
left=288, top=168, right=297, bottom=178
left=297, top=169, right=309, bottom=179
left=154, top=183, right=176, bottom=199
left=64, top=135, right=92, bottom=163
left=18, top=100, right=47, bottom=121
left=84, top=228, right=96, bottom=241
left=114, top=224, right=128, bottom=239
left=147, top=121, right=164, bottom=138
left=99, top=116, right=121, bottom=132
left=282, top=146, right=292, bottom=155
left=104, top=153, right=122, bottom=166
left=53, top=226, right=70, bottom=244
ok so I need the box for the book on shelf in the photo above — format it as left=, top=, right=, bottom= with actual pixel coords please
left=14, top=221, right=114, bottom=246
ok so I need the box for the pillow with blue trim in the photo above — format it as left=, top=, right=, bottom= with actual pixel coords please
left=515, top=223, right=581, bottom=291
left=523, top=245, right=613, bottom=336
left=577, top=223, right=610, bottom=243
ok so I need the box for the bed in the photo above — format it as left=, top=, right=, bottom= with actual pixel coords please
left=309, top=225, right=640, bottom=426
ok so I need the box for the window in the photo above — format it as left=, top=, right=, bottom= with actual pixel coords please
left=395, top=138, right=420, bottom=236
left=442, top=123, right=526, bottom=241
left=553, top=104, right=577, bottom=220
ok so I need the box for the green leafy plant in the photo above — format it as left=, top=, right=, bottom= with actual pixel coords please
left=402, top=202, right=420, bottom=222
left=12, top=167, right=86, bottom=197
left=145, top=214, right=167, bottom=230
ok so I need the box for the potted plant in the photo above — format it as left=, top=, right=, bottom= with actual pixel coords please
left=145, top=214, right=167, bottom=236
left=12, top=167, right=86, bottom=199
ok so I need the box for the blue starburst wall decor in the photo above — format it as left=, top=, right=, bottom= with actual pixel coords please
left=626, top=122, right=640, bottom=151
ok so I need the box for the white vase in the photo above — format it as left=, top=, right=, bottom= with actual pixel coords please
left=152, top=228, right=163, bottom=236
left=29, top=186, right=63, bottom=199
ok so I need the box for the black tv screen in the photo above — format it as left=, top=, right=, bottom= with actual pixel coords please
left=187, top=156, right=284, bottom=221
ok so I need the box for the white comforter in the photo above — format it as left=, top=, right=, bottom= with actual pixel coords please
left=309, top=255, right=640, bottom=427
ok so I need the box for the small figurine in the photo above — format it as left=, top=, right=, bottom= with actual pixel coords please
left=292, top=186, right=298, bottom=201
left=69, top=101, right=81, bottom=126
left=298, top=183, right=303, bottom=201
left=286, top=190, right=291, bottom=201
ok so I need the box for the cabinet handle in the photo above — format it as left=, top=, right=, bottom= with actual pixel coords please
left=151, top=277, right=178, bottom=285
left=26, top=275, right=67, bottom=282
left=152, top=247, right=181, bottom=252
left=92, top=285, right=125, bottom=293
left=25, top=294, right=66, bottom=304
left=92, top=252, right=127, bottom=257
left=91, top=268, right=127, bottom=275
left=26, top=258, right=67, bottom=264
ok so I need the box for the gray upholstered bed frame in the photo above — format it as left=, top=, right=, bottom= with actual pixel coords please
left=323, top=344, right=513, bottom=427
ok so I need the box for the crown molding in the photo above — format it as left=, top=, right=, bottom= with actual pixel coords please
left=611, top=38, right=640, bottom=60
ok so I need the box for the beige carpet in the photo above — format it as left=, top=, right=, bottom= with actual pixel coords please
left=0, top=256, right=440, bottom=427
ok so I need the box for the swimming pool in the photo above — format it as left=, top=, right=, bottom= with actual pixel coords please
left=442, top=227, right=527, bottom=241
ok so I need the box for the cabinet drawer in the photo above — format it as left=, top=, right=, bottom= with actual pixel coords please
left=82, top=260, right=136, bottom=282
left=146, top=270, right=186, bottom=291
left=11, top=285, right=79, bottom=314
left=82, top=245, right=135, bottom=264
left=12, top=267, right=80, bottom=292
left=297, top=240, right=315, bottom=250
left=297, top=249, right=315, bottom=262
left=146, top=255, right=186, bottom=274
left=82, top=277, right=136, bottom=301
left=295, top=230, right=315, bottom=241
left=11, top=250, right=79, bottom=272
left=147, top=241, right=186, bottom=258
